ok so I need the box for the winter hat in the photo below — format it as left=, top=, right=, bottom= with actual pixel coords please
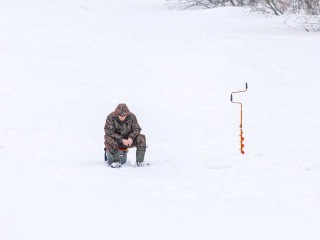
left=115, top=103, right=131, bottom=116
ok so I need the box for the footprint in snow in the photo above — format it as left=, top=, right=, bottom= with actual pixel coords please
left=209, top=165, right=232, bottom=170
left=302, top=167, right=318, bottom=171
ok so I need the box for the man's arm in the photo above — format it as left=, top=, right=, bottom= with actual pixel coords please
left=104, top=115, right=123, bottom=143
left=128, top=115, right=142, bottom=141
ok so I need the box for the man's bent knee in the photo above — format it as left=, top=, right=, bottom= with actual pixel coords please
left=135, top=134, right=146, bottom=147
left=105, top=136, right=120, bottom=154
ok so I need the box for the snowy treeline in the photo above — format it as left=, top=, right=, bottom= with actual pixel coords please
left=167, top=0, right=320, bottom=15
left=167, top=0, right=320, bottom=31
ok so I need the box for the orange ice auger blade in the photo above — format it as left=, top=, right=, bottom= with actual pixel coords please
left=230, top=83, right=248, bottom=154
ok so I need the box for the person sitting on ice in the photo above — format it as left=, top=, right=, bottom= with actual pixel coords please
left=104, top=103, right=147, bottom=168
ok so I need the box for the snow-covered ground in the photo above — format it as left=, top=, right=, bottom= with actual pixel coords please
left=1, top=0, right=319, bottom=239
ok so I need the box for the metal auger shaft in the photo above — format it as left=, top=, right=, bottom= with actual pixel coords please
left=230, top=83, right=248, bottom=154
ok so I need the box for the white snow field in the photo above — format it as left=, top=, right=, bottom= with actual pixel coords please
left=1, top=0, right=320, bottom=239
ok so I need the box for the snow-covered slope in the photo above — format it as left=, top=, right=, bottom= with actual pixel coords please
left=1, top=1, right=319, bottom=239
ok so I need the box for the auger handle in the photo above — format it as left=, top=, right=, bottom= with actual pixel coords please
left=232, top=82, right=248, bottom=96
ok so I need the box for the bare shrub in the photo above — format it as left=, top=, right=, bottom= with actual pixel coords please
left=166, top=0, right=320, bottom=15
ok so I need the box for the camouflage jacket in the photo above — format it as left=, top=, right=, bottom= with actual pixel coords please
left=104, top=112, right=142, bottom=143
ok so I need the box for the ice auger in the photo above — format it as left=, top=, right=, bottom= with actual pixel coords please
left=230, top=83, right=248, bottom=154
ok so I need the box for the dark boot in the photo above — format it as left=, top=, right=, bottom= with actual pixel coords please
left=110, top=150, right=121, bottom=168
left=136, top=147, right=148, bottom=166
